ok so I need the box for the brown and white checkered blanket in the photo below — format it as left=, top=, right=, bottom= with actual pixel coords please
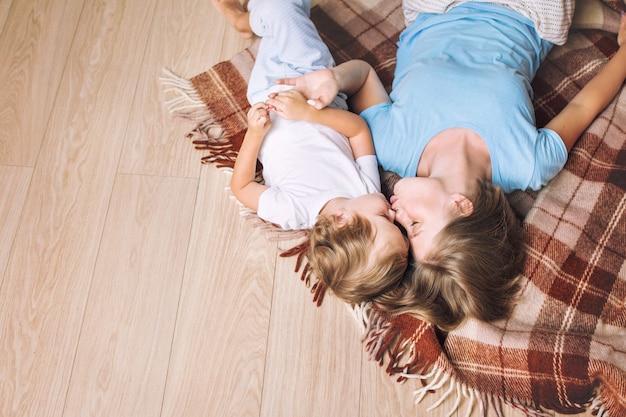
left=161, top=0, right=626, bottom=415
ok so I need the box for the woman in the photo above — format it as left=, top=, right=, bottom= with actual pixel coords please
left=279, top=1, right=626, bottom=329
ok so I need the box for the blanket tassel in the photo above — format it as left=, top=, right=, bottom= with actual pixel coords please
left=160, top=67, right=214, bottom=125
left=160, top=67, right=239, bottom=167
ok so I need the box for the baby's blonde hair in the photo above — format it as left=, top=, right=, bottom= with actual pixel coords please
left=308, top=214, right=408, bottom=305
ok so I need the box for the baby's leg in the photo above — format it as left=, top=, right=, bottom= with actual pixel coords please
left=248, top=0, right=328, bottom=70
left=245, top=0, right=334, bottom=103
left=211, top=0, right=253, bottom=39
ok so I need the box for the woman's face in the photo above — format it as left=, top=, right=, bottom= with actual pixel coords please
left=391, top=177, right=459, bottom=261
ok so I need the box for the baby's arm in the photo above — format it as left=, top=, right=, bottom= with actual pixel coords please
left=546, top=14, right=626, bottom=151
left=266, top=90, right=375, bottom=158
left=275, top=60, right=391, bottom=114
left=230, top=103, right=271, bottom=211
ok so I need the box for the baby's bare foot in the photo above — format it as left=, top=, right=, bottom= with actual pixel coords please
left=211, top=0, right=254, bottom=39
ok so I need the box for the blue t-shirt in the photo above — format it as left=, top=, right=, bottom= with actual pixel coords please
left=361, top=3, right=568, bottom=193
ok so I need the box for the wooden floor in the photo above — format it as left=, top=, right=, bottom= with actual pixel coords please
left=0, top=0, right=595, bottom=416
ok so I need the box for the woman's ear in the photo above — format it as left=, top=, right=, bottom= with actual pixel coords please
left=333, top=210, right=350, bottom=227
left=452, top=193, right=474, bottom=217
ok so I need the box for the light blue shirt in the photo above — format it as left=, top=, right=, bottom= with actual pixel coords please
left=361, top=3, right=568, bottom=193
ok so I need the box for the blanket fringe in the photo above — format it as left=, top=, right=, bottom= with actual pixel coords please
left=160, top=67, right=238, bottom=168
left=405, top=361, right=555, bottom=417
left=589, top=391, right=610, bottom=417
left=279, top=238, right=328, bottom=306
left=160, top=67, right=214, bottom=126
left=350, top=302, right=559, bottom=417
left=408, top=368, right=480, bottom=417
left=347, top=302, right=371, bottom=333
left=355, top=303, right=433, bottom=380
left=356, top=303, right=481, bottom=417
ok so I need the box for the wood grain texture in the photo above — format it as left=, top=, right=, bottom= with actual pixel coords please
left=63, top=174, right=196, bottom=417
left=0, top=1, right=159, bottom=415
left=0, top=0, right=83, bottom=166
left=0, top=0, right=14, bottom=33
left=261, top=251, right=363, bottom=417
left=0, top=166, right=31, bottom=284
left=161, top=168, right=275, bottom=417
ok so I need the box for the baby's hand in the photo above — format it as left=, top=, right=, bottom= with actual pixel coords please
left=266, top=90, right=312, bottom=121
left=246, top=102, right=272, bottom=137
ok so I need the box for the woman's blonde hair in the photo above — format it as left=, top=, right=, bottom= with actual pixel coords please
left=308, top=214, right=408, bottom=305
left=377, top=179, right=525, bottom=331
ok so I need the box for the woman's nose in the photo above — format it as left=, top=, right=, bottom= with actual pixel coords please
left=393, top=208, right=409, bottom=226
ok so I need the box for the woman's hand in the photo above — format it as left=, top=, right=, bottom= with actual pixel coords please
left=274, top=68, right=340, bottom=109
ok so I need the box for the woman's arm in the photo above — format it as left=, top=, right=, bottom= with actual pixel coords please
left=275, top=59, right=391, bottom=113
left=267, top=89, right=375, bottom=158
left=230, top=103, right=271, bottom=211
left=329, top=60, right=391, bottom=113
left=546, top=14, right=626, bottom=151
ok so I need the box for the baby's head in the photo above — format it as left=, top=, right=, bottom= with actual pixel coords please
left=307, top=193, right=409, bottom=305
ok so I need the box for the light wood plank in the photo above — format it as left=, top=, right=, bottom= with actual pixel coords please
left=0, top=1, right=159, bottom=415
left=260, top=250, right=363, bottom=417
left=118, top=0, right=250, bottom=178
left=63, top=174, right=196, bottom=417
left=0, top=0, right=83, bottom=166
left=161, top=166, right=276, bottom=417
left=0, top=165, right=31, bottom=283
left=0, top=0, right=14, bottom=33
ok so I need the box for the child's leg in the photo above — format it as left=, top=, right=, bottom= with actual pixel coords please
left=246, top=0, right=336, bottom=104
left=211, top=0, right=253, bottom=39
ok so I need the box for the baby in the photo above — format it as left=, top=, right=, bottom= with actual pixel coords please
left=214, top=0, right=409, bottom=304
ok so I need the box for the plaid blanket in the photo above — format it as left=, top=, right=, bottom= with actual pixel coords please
left=160, top=0, right=626, bottom=415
